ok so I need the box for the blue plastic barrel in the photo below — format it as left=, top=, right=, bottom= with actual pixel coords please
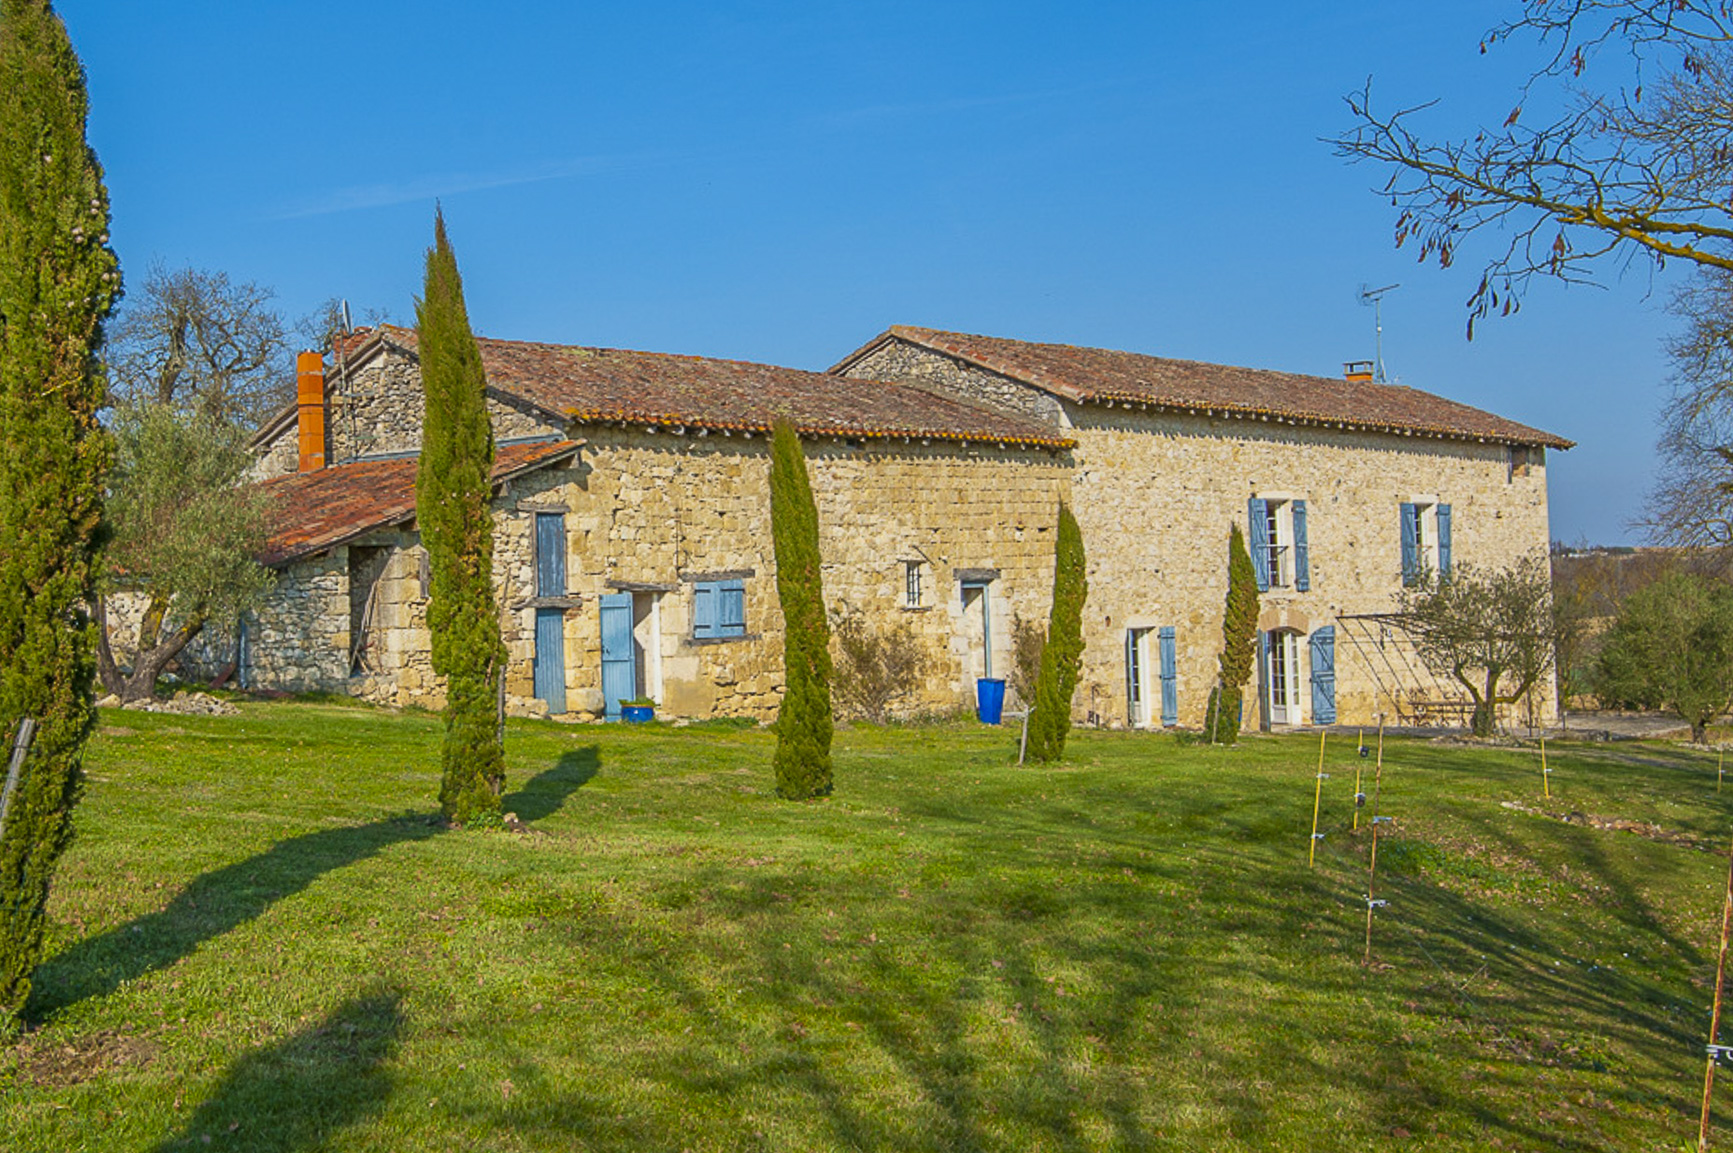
left=976, top=678, right=1007, bottom=725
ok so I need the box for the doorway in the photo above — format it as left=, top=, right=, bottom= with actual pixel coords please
left=600, top=590, right=662, bottom=719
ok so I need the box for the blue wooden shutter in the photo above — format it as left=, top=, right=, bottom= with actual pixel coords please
left=535, top=513, right=566, bottom=596
left=533, top=607, right=567, bottom=714
left=1292, top=500, right=1310, bottom=592
left=1256, top=631, right=1272, bottom=730
left=692, top=582, right=717, bottom=639
left=1247, top=498, right=1270, bottom=591
left=600, top=592, right=634, bottom=719
left=1436, top=503, right=1453, bottom=577
left=719, top=579, right=746, bottom=636
left=1158, top=626, right=1178, bottom=726
left=1309, top=626, right=1336, bottom=724
left=1399, top=502, right=1420, bottom=586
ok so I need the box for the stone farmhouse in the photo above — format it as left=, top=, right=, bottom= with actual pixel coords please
left=238, top=323, right=1570, bottom=731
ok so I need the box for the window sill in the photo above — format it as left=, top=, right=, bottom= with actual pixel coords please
left=899, top=604, right=934, bottom=613
left=688, top=632, right=759, bottom=647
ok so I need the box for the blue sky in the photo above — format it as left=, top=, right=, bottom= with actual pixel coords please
left=67, top=1, right=1676, bottom=544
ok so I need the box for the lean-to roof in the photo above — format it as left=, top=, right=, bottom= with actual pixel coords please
left=257, top=439, right=581, bottom=566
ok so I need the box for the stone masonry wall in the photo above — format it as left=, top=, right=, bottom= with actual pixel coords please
left=326, top=346, right=561, bottom=462
left=242, top=552, right=348, bottom=692
left=846, top=341, right=1067, bottom=426
left=244, top=428, right=1069, bottom=722
left=842, top=340, right=1557, bottom=730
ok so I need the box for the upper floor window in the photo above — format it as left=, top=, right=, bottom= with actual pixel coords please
left=1247, top=496, right=1310, bottom=592
left=1400, top=500, right=1452, bottom=586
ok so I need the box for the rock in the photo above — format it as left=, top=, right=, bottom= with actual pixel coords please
left=95, top=694, right=120, bottom=709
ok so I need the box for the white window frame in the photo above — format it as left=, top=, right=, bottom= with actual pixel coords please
left=1409, top=495, right=1441, bottom=576
left=1262, top=497, right=1294, bottom=589
left=1267, top=630, right=1302, bottom=726
left=1126, top=627, right=1154, bottom=728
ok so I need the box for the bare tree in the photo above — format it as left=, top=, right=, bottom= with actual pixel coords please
left=1398, top=558, right=1556, bottom=736
left=1334, top=2, right=1733, bottom=334
left=107, top=265, right=291, bottom=424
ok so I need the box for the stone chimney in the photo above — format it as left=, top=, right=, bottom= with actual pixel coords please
left=1343, top=360, right=1374, bottom=384
left=296, top=350, right=326, bottom=471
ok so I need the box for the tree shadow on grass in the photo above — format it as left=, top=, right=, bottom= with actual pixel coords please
left=29, top=745, right=600, bottom=1025
left=501, top=746, right=599, bottom=823
left=151, top=984, right=404, bottom=1152
left=26, top=814, right=442, bottom=1024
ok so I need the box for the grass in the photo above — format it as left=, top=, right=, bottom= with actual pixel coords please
left=3, top=704, right=1731, bottom=1151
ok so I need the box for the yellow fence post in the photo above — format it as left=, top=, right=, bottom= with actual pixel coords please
left=1541, top=734, right=1551, bottom=801
left=1309, top=730, right=1328, bottom=868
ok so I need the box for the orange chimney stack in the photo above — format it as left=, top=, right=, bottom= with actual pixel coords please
left=296, top=351, right=326, bottom=471
left=1343, top=360, right=1374, bottom=384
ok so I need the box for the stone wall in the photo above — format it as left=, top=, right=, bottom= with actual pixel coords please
left=326, top=345, right=561, bottom=462
left=243, top=428, right=1070, bottom=722
left=846, top=341, right=1067, bottom=426
left=841, top=339, right=1558, bottom=730
left=241, top=552, right=348, bottom=693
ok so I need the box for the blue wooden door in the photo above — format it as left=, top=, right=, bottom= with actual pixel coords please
left=533, top=608, right=566, bottom=714
left=600, top=592, right=634, bottom=720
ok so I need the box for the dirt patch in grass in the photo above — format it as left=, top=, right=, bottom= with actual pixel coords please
left=17, top=1028, right=156, bottom=1086
left=1501, top=800, right=1709, bottom=849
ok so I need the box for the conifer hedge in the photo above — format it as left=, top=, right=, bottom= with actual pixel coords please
left=414, top=211, right=505, bottom=823
left=1028, top=501, right=1087, bottom=763
left=0, top=0, right=121, bottom=1032
left=1211, top=523, right=1260, bottom=744
left=769, top=421, right=833, bottom=799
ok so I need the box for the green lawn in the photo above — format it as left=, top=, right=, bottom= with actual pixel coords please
left=2, top=703, right=1729, bottom=1151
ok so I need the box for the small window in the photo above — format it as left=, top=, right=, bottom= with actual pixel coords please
left=904, top=560, right=924, bottom=608
left=693, top=579, right=747, bottom=639
left=1249, top=496, right=1309, bottom=591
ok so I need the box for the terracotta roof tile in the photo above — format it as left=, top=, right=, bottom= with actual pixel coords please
left=839, top=326, right=1572, bottom=450
left=257, top=439, right=580, bottom=566
left=369, top=325, right=1072, bottom=450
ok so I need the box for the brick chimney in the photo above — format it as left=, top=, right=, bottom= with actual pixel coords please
left=296, top=350, right=326, bottom=471
left=1343, top=360, right=1374, bottom=384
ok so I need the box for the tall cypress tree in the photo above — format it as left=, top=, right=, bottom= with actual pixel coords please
left=1211, top=523, right=1260, bottom=744
left=769, top=421, right=833, bottom=799
left=415, top=210, right=504, bottom=824
left=1028, top=501, right=1087, bottom=763
left=0, top=0, right=120, bottom=1032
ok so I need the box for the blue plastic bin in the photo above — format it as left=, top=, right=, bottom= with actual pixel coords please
left=976, top=678, right=1007, bottom=725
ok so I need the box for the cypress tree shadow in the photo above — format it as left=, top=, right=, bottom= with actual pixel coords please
left=25, top=815, right=441, bottom=1024
left=500, top=745, right=599, bottom=824
left=150, top=985, right=404, bottom=1153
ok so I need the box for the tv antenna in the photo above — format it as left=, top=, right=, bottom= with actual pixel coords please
left=1358, top=283, right=1399, bottom=383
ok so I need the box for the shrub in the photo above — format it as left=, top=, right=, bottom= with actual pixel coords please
left=831, top=606, right=926, bottom=723
left=1008, top=613, right=1046, bottom=708
left=1596, top=570, right=1733, bottom=742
